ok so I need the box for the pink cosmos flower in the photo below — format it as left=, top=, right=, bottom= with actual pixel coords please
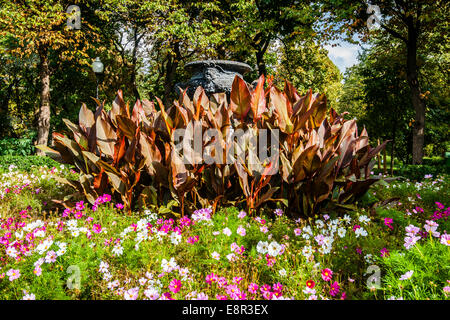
left=440, top=234, right=450, bottom=246
left=169, top=278, right=182, bottom=294
left=6, top=268, right=20, bottom=281
left=237, top=225, right=246, bottom=236
left=115, top=203, right=124, bottom=210
left=384, top=218, right=394, bottom=230
left=92, top=224, right=102, bottom=234
left=123, top=287, right=139, bottom=300
left=205, top=273, right=218, bottom=285
left=340, top=292, right=347, bottom=300
left=262, top=291, right=273, bottom=299
left=238, top=211, right=247, bottom=219
left=33, top=266, right=42, bottom=276
left=294, top=228, right=302, bottom=236
left=45, top=250, right=57, bottom=263
left=321, top=268, right=333, bottom=282
left=160, top=292, right=174, bottom=300
left=187, top=235, right=199, bottom=244
left=226, top=284, right=241, bottom=298
left=272, top=282, right=283, bottom=294
left=274, top=209, right=283, bottom=217
left=329, top=281, right=340, bottom=296
left=233, top=277, right=243, bottom=284
left=248, top=283, right=259, bottom=294
left=217, top=277, right=228, bottom=288
left=435, top=202, right=445, bottom=210
left=216, top=294, right=228, bottom=300
left=75, top=201, right=85, bottom=211
left=380, top=248, right=390, bottom=257
left=74, top=211, right=83, bottom=219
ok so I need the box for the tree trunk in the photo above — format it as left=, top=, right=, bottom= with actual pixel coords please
left=130, top=26, right=141, bottom=102
left=254, top=36, right=271, bottom=77
left=36, top=45, right=51, bottom=156
left=163, top=41, right=181, bottom=106
left=256, top=49, right=266, bottom=77
left=391, top=121, right=396, bottom=176
left=0, top=80, right=16, bottom=136
left=406, top=27, right=425, bottom=164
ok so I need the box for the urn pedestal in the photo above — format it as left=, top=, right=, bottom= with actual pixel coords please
left=175, top=60, right=252, bottom=98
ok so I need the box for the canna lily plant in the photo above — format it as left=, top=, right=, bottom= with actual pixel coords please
left=38, top=74, right=388, bottom=218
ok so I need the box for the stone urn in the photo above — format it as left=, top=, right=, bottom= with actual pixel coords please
left=175, top=60, right=252, bottom=98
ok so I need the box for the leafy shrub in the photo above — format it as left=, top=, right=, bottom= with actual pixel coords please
left=378, top=239, right=450, bottom=300
left=0, top=155, right=60, bottom=172
left=37, top=76, right=387, bottom=218
left=0, top=131, right=36, bottom=156
left=397, top=164, right=449, bottom=181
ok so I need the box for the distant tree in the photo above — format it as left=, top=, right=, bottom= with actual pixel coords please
left=0, top=0, right=100, bottom=154
left=319, top=0, right=450, bottom=163
left=276, top=37, right=343, bottom=107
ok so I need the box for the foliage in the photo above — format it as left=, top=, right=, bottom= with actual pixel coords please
left=37, top=76, right=387, bottom=217
left=0, top=155, right=60, bottom=172
left=0, top=132, right=36, bottom=156
left=0, top=164, right=449, bottom=300
left=397, top=165, right=450, bottom=182
left=378, top=239, right=450, bottom=300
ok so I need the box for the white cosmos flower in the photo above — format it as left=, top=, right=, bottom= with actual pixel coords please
left=268, top=241, right=282, bottom=256
left=256, top=241, right=269, bottom=254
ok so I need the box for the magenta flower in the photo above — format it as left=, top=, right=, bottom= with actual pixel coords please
left=169, top=278, right=182, bottom=294
left=321, top=268, right=333, bottom=282
left=262, top=291, right=273, bottom=299
left=233, top=277, right=243, bottom=284
left=384, top=217, right=394, bottom=230
left=75, top=201, right=85, bottom=211
left=380, top=248, right=390, bottom=257
left=74, top=211, right=83, bottom=219
left=248, top=283, right=259, bottom=294
left=160, top=292, right=174, bottom=300
left=216, top=294, right=228, bottom=300
left=294, top=228, right=302, bottom=236
left=272, top=282, right=283, bottom=294
left=329, top=281, right=340, bottom=296
left=435, top=202, right=445, bottom=210
left=226, top=284, right=241, bottom=299
left=205, top=273, right=218, bottom=285
left=115, top=203, right=124, bottom=210
left=92, top=224, right=102, bottom=234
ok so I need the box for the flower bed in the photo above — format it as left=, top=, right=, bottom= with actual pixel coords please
left=0, top=166, right=449, bottom=300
